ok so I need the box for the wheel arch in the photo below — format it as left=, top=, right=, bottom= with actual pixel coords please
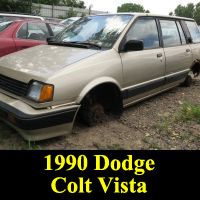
left=191, top=59, right=200, bottom=77
left=76, top=77, right=122, bottom=104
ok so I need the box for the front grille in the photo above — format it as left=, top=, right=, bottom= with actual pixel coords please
left=0, top=74, right=29, bottom=97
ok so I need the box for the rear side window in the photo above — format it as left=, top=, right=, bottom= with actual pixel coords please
left=126, top=18, right=160, bottom=49
left=16, top=23, right=28, bottom=39
left=27, top=22, right=49, bottom=41
left=177, top=21, right=186, bottom=45
left=185, top=21, right=200, bottom=43
left=160, top=20, right=181, bottom=47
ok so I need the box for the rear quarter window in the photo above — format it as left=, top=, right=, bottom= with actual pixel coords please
left=185, top=21, right=200, bottom=43
left=27, top=22, right=49, bottom=40
left=0, top=21, right=13, bottom=32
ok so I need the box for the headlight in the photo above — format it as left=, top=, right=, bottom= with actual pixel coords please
left=27, top=81, right=54, bottom=103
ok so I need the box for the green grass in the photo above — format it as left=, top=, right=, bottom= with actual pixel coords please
left=180, top=103, right=200, bottom=124
left=25, top=140, right=42, bottom=150
left=153, top=121, right=169, bottom=132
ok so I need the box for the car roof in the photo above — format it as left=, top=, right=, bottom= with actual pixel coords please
left=0, top=13, right=44, bottom=20
left=10, top=19, right=64, bottom=26
left=95, top=13, right=194, bottom=21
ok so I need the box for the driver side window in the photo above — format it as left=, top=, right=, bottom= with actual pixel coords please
left=126, top=18, right=160, bottom=49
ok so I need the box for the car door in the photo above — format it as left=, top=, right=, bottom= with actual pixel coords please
left=120, top=17, right=166, bottom=105
left=184, top=20, right=200, bottom=63
left=159, top=19, right=193, bottom=89
left=0, top=21, right=17, bottom=57
left=14, top=22, right=49, bottom=51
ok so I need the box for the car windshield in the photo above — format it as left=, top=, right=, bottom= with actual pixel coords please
left=55, top=15, right=133, bottom=49
left=0, top=21, right=13, bottom=32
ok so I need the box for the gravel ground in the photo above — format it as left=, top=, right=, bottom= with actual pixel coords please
left=0, top=79, right=200, bottom=150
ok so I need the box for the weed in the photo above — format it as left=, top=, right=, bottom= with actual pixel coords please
left=152, top=120, right=170, bottom=134
left=25, top=140, right=41, bottom=150
left=180, top=103, right=200, bottom=124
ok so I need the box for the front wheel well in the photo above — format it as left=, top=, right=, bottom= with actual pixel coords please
left=79, top=83, right=123, bottom=116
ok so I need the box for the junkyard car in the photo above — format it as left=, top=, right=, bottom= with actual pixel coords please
left=0, top=20, right=65, bottom=57
left=0, top=13, right=200, bottom=141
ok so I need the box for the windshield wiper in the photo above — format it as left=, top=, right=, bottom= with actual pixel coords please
left=48, top=41, right=89, bottom=48
left=72, top=41, right=102, bottom=49
left=48, top=40, right=102, bottom=49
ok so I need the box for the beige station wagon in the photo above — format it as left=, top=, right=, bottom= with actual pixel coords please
left=0, top=13, right=200, bottom=141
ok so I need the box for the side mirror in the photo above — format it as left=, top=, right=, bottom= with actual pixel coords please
left=123, top=40, right=144, bottom=52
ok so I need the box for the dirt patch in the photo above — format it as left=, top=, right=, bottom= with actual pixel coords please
left=0, top=79, right=200, bottom=150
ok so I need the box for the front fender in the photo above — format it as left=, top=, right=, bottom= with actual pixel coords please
left=76, top=77, right=122, bottom=104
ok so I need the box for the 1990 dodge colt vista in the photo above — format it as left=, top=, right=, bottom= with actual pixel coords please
left=0, top=13, right=200, bottom=141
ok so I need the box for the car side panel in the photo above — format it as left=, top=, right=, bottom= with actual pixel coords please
left=48, top=49, right=123, bottom=106
left=0, top=38, right=17, bottom=57
left=162, top=45, right=193, bottom=89
left=189, top=43, right=200, bottom=61
left=14, top=38, right=47, bottom=51
left=0, top=22, right=19, bottom=57
left=120, top=48, right=166, bottom=105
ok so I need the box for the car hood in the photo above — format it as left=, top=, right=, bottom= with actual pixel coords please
left=0, top=45, right=100, bottom=83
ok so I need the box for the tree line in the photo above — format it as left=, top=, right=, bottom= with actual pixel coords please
left=169, top=3, right=200, bottom=24
left=1, top=1, right=200, bottom=24
left=117, top=2, right=200, bottom=25
left=0, top=0, right=85, bottom=14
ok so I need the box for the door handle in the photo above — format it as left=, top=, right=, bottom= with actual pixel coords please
left=157, top=53, right=163, bottom=58
left=186, top=49, right=191, bottom=53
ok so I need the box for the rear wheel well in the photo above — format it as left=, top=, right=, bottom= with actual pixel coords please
left=191, top=60, right=200, bottom=77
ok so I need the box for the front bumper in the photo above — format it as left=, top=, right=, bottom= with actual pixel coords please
left=0, top=92, right=80, bottom=141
